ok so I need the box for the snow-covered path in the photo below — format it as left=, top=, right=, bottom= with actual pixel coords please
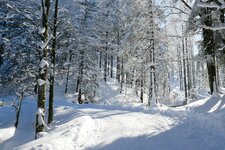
left=75, top=104, right=225, bottom=150
left=13, top=102, right=225, bottom=150
left=76, top=106, right=176, bottom=150
left=1, top=80, right=225, bottom=150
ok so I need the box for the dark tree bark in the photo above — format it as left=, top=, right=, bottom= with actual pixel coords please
left=77, top=50, right=84, bottom=104
left=182, top=37, right=188, bottom=104
left=177, top=47, right=183, bottom=91
left=15, top=91, right=24, bottom=128
left=120, top=57, right=124, bottom=93
left=36, top=0, right=51, bottom=137
left=76, top=75, right=80, bottom=93
left=111, top=55, right=113, bottom=78
left=99, top=50, right=102, bottom=69
left=203, top=8, right=217, bottom=94
left=116, top=56, right=120, bottom=82
left=108, top=54, right=110, bottom=76
left=104, top=32, right=108, bottom=82
left=140, top=71, right=144, bottom=103
left=190, top=47, right=196, bottom=89
left=116, top=30, right=120, bottom=82
left=78, top=89, right=83, bottom=104
left=0, top=44, right=3, bottom=66
left=48, top=0, right=59, bottom=125
left=65, top=50, right=73, bottom=94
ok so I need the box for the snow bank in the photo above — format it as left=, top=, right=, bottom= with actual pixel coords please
left=0, top=126, right=15, bottom=144
left=15, top=106, right=95, bottom=150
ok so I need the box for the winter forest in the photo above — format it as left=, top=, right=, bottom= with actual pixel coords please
left=1, top=0, right=225, bottom=149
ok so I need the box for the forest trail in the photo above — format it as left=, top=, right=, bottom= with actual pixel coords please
left=4, top=101, right=225, bottom=150
left=75, top=105, right=177, bottom=150
left=73, top=103, right=225, bottom=150
left=2, top=80, right=225, bottom=150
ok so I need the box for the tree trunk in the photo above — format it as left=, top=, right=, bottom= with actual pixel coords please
left=116, top=29, right=120, bottom=82
left=0, top=44, right=3, bottom=66
left=177, top=47, right=183, bottom=91
left=15, top=91, right=24, bottom=128
left=76, top=75, right=80, bottom=93
left=203, top=8, right=217, bottom=94
left=78, top=89, right=83, bottom=104
left=140, top=70, right=144, bottom=103
left=77, top=50, right=84, bottom=104
left=120, top=57, right=124, bottom=93
left=182, top=37, right=188, bottom=104
left=148, top=0, right=157, bottom=106
left=116, top=56, right=120, bottom=82
left=104, top=32, right=108, bottom=82
left=65, top=51, right=73, bottom=94
left=36, top=0, right=50, bottom=137
left=216, top=58, right=220, bottom=88
left=48, top=0, right=58, bottom=125
left=104, top=53, right=107, bottom=82
left=185, top=37, right=192, bottom=97
left=108, top=54, right=110, bottom=76
left=111, top=55, right=113, bottom=78
left=191, top=47, right=196, bottom=89
left=99, top=51, right=102, bottom=69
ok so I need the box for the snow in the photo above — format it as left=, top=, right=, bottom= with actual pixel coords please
left=37, top=34, right=53, bottom=50
left=0, top=105, right=16, bottom=144
left=0, top=126, right=15, bottom=144
left=197, top=1, right=225, bottom=9
left=39, top=59, right=49, bottom=69
left=24, top=14, right=33, bottom=20
left=36, top=108, right=45, bottom=126
left=6, top=4, right=13, bottom=9
left=37, top=79, right=46, bottom=86
left=37, top=41, right=46, bottom=50
left=0, top=98, right=36, bottom=150
left=38, top=27, right=46, bottom=35
left=1, top=80, right=225, bottom=150
left=81, top=94, right=85, bottom=101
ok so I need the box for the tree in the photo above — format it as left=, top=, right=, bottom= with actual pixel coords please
left=187, top=0, right=225, bottom=94
left=48, top=0, right=59, bottom=125
left=36, top=0, right=51, bottom=137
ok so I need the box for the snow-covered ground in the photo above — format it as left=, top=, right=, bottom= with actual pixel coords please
left=1, top=79, right=225, bottom=150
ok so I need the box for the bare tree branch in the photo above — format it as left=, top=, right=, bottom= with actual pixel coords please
left=180, top=0, right=192, bottom=10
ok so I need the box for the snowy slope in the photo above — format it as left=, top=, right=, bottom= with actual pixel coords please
left=0, top=98, right=36, bottom=150
left=1, top=79, right=225, bottom=150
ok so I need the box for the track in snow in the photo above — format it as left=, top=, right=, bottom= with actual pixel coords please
left=74, top=104, right=225, bottom=150
left=3, top=79, right=225, bottom=150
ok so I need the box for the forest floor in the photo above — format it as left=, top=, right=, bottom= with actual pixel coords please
left=1, top=79, right=225, bottom=150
